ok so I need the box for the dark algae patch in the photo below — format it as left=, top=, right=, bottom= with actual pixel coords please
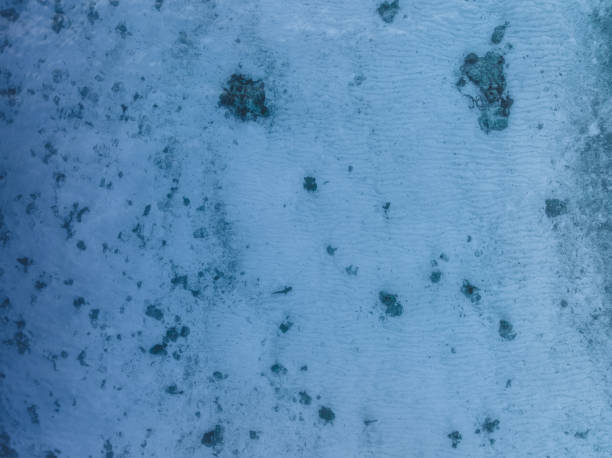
left=448, top=430, right=462, bottom=448
left=319, top=406, right=335, bottom=424
left=461, top=280, right=481, bottom=303
left=303, top=176, right=317, bottom=192
left=545, top=198, right=567, bottom=218
left=379, top=291, right=403, bottom=317
left=498, top=319, right=516, bottom=340
left=458, top=48, right=512, bottom=133
left=201, top=425, right=224, bottom=447
left=377, top=0, right=399, bottom=23
left=219, top=73, right=269, bottom=121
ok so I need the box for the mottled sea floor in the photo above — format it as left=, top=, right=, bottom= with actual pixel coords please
left=1, top=0, right=612, bottom=456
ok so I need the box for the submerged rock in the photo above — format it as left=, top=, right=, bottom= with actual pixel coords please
left=458, top=51, right=512, bottom=133
left=219, top=73, right=269, bottom=121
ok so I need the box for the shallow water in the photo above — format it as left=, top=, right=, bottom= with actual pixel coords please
left=1, top=0, right=611, bottom=456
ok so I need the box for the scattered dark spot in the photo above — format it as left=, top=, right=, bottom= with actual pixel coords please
left=201, top=425, right=224, bottom=447
left=17, top=256, right=32, bottom=272
left=498, top=319, right=516, bottom=341
left=461, top=280, right=481, bottom=303
left=318, top=406, right=335, bottom=424
left=77, top=349, right=89, bottom=366
left=165, top=384, right=183, bottom=395
left=270, top=363, right=287, bottom=375
left=299, top=391, right=312, bottom=405
left=27, top=404, right=39, bottom=424
left=89, top=309, right=99, bottom=325
left=53, top=172, right=66, bottom=186
left=145, top=304, right=163, bottom=320
left=149, top=343, right=167, bottom=355
left=193, top=227, right=208, bottom=239
left=303, top=176, right=317, bottom=192
left=180, top=326, right=190, bottom=337
left=103, top=439, right=113, bottom=458
left=382, top=202, right=391, bottom=215
left=345, top=265, right=359, bottom=276
left=143, top=204, right=151, bottom=216
left=272, top=286, right=292, bottom=295
left=60, top=203, right=89, bottom=239
left=52, top=11, right=69, bottom=33
left=249, top=430, right=259, bottom=440
left=491, top=23, right=508, bottom=44
left=219, top=73, right=269, bottom=121
left=0, top=431, right=18, bottom=458
left=574, top=430, right=589, bottom=439
left=155, top=0, right=163, bottom=11
left=545, top=198, right=567, bottom=218
left=212, top=371, right=227, bottom=381
left=477, top=417, right=500, bottom=434
left=73, top=297, right=86, bottom=309
left=165, top=327, right=179, bottom=342
left=379, top=291, right=403, bottom=317
left=377, top=0, right=400, bottom=23
left=87, top=3, right=100, bottom=24
left=560, top=299, right=568, bottom=308
left=448, top=430, right=462, bottom=448
left=115, top=23, right=129, bottom=39
left=76, top=240, right=86, bottom=250
left=279, top=320, right=293, bottom=334
left=0, top=8, right=19, bottom=22
left=430, top=270, right=442, bottom=283
left=326, top=245, right=337, bottom=255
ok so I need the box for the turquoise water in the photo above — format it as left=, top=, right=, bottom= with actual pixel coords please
left=1, top=0, right=611, bottom=456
